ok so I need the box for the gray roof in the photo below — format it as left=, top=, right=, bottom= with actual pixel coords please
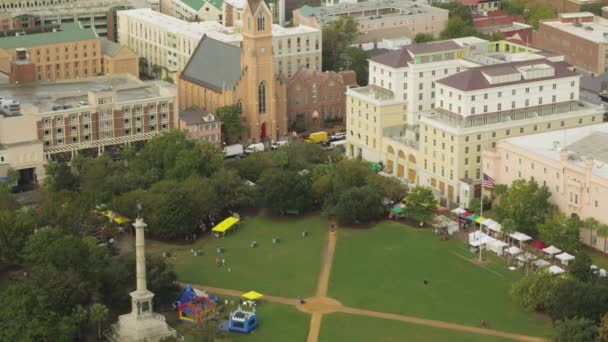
left=482, top=65, right=518, bottom=76
left=369, top=48, right=412, bottom=68
left=179, top=108, right=204, bottom=125
left=406, top=41, right=461, bottom=55
left=580, top=72, right=608, bottom=94
left=566, top=132, right=608, bottom=164
left=181, top=35, right=242, bottom=92
left=100, top=38, right=121, bottom=57
left=436, top=59, right=578, bottom=91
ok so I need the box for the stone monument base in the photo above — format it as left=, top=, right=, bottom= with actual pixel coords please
left=105, top=312, right=180, bottom=342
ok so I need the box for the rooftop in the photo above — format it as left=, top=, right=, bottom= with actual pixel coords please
left=100, top=38, right=121, bottom=57
left=436, top=59, right=577, bottom=91
left=541, top=13, right=608, bottom=44
left=296, top=0, right=447, bottom=24
left=0, top=75, right=174, bottom=116
left=369, top=39, right=465, bottom=68
left=0, top=23, right=98, bottom=49
left=179, top=108, right=218, bottom=125
left=504, top=123, right=608, bottom=178
left=349, top=85, right=395, bottom=101
left=180, top=0, right=223, bottom=10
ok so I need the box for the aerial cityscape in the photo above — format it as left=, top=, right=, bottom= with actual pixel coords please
left=2, top=0, right=608, bottom=340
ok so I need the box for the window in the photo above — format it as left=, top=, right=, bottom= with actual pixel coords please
left=520, top=127, right=524, bottom=133
left=506, top=129, right=510, bottom=136
left=525, top=87, right=529, bottom=93
left=484, top=94, right=488, bottom=100
left=258, top=81, right=266, bottom=113
left=257, top=13, right=265, bottom=31
left=553, top=84, right=556, bottom=90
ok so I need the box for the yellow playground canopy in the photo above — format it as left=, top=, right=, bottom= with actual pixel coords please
left=242, top=291, right=263, bottom=301
left=212, top=216, right=240, bottom=234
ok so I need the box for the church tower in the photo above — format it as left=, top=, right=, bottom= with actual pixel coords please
left=241, top=0, right=278, bottom=142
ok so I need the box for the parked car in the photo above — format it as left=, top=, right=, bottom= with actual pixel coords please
left=224, top=144, right=244, bottom=158
left=271, top=140, right=289, bottom=150
left=329, top=132, right=346, bottom=141
left=244, top=143, right=265, bottom=154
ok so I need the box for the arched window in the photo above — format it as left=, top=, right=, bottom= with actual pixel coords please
left=258, top=81, right=266, bottom=114
left=257, top=13, right=265, bottom=31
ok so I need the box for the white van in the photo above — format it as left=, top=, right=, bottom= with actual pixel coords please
left=245, top=143, right=265, bottom=154
left=271, top=140, right=289, bottom=150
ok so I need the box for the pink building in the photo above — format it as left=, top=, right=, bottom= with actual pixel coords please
left=483, top=123, right=608, bottom=252
left=178, top=108, right=222, bottom=145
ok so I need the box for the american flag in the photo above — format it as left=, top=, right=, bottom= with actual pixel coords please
left=482, top=174, right=495, bottom=188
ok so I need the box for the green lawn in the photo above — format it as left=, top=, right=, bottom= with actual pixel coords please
left=149, top=215, right=329, bottom=298
left=585, top=246, right=608, bottom=269
left=328, top=221, right=552, bottom=337
left=319, top=313, right=513, bottom=342
left=166, top=300, right=310, bottom=342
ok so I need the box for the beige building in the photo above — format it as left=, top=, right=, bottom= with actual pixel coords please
left=163, top=0, right=223, bottom=22
left=118, top=8, right=321, bottom=80
left=0, top=23, right=139, bottom=83
left=0, top=75, right=177, bottom=184
left=293, top=0, right=448, bottom=44
left=483, top=123, right=608, bottom=253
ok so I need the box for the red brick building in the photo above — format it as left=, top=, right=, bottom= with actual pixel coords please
left=286, top=67, right=357, bottom=132
left=473, top=11, right=532, bottom=44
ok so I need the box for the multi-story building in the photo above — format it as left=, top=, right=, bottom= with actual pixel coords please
left=483, top=123, right=608, bottom=252
left=118, top=8, right=321, bottom=79
left=533, top=12, right=608, bottom=74
left=0, top=0, right=156, bottom=38
left=0, top=75, right=177, bottom=184
left=473, top=11, right=532, bottom=44
left=454, top=0, right=501, bottom=14
left=286, top=67, right=356, bottom=132
left=0, top=23, right=139, bottom=83
left=527, top=0, right=602, bottom=14
left=419, top=59, right=602, bottom=205
left=293, top=0, right=448, bottom=44
left=178, top=108, right=222, bottom=144
left=163, top=0, right=223, bottom=22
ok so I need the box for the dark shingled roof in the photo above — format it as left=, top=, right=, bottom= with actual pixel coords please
left=369, top=48, right=412, bottom=68
left=181, top=35, right=242, bottom=92
left=435, top=59, right=578, bottom=91
left=406, top=41, right=462, bottom=55
left=100, top=38, right=121, bottom=57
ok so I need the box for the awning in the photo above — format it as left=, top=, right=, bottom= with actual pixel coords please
left=542, top=245, right=562, bottom=255
left=556, top=252, right=575, bottom=262
left=460, top=210, right=473, bottom=218
left=242, top=291, right=264, bottom=301
left=509, top=232, right=532, bottom=242
left=451, top=208, right=466, bottom=215
left=488, top=222, right=502, bottom=232
left=529, top=241, right=548, bottom=250
left=507, top=246, right=522, bottom=255
left=212, top=216, right=240, bottom=233
left=474, top=216, right=486, bottom=224
left=548, top=265, right=565, bottom=274
left=466, top=214, right=480, bottom=222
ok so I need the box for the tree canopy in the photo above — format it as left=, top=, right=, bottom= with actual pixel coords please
left=216, top=104, right=244, bottom=142
left=334, top=186, right=384, bottom=225
left=322, top=16, right=359, bottom=72
left=538, top=212, right=582, bottom=254
left=553, top=317, right=599, bottom=342
left=440, top=16, right=478, bottom=40
left=524, top=4, right=556, bottom=29
left=414, top=33, right=435, bottom=43
left=404, top=186, right=438, bottom=223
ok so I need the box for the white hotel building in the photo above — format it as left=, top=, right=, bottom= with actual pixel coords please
left=118, top=8, right=321, bottom=80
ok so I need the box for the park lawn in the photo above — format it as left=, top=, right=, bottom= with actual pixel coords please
left=166, top=300, right=310, bottom=342
left=318, top=313, right=513, bottom=342
left=149, top=215, right=329, bottom=298
left=585, top=246, right=608, bottom=269
left=328, top=221, right=552, bottom=337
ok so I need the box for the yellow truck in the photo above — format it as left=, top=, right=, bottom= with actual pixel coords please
left=305, top=131, right=328, bottom=144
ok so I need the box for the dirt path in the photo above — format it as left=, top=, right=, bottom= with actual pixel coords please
left=316, top=230, right=337, bottom=297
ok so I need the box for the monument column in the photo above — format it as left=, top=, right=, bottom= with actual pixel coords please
left=134, top=218, right=147, bottom=293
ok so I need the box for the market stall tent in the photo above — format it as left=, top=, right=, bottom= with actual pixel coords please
left=509, top=232, right=532, bottom=242
left=533, top=259, right=551, bottom=267
left=507, top=246, right=522, bottom=255
left=212, top=216, right=240, bottom=237
left=556, top=252, right=575, bottom=266
left=548, top=265, right=565, bottom=274
left=542, top=245, right=562, bottom=255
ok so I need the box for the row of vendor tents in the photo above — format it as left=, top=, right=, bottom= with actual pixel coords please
left=452, top=207, right=607, bottom=276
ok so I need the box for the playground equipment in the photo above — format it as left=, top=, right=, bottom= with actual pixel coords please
left=228, top=306, right=258, bottom=333
left=174, top=285, right=218, bottom=324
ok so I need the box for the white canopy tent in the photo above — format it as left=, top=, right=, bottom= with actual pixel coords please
left=509, top=232, right=532, bottom=242
left=533, top=259, right=551, bottom=267
left=548, top=265, right=565, bottom=274
left=542, top=245, right=562, bottom=255
left=556, top=252, right=575, bottom=266
left=487, top=240, right=508, bottom=256
left=507, top=246, right=522, bottom=255
left=451, top=208, right=466, bottom=215
left=447, top=221, right=459, bottom=235
left=517, top=252, right=537, bottom=263
left=600, top=269, right=607, bottom=278
left=481, top=218, right=502, bottom=233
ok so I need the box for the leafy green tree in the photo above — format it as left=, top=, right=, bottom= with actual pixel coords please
left=339, top=47, right=368, bottom=85
left=494, top=179, right=554, bottom=237
left=405, top=186, right=438, bottom=224
left=209, top=169, right=255, bottom=212
left=44, top=162, right=78, bottom=192
left=538, top=212, right=581, bottom=253
left=73, top=305, right=89, bottom=341
left=226, top=152, right=274, bottom=182
left=581, top=3, right=603, bottom=15
left=510, top=269, right=561, bottom=311
left=283, top=140, right=326, bottom=171
left=500, top=218, right=517, bottom=236
left=89, top=303, right=109, bottom=340
left=546, top=279, right=608, bottom=322
left=322, top=16, right=358, bottom=72
left=257, top=170, right=313, bottom=214
left=432, top=1, right=473, bottom=24
left=569, top=252, right=595, bottom=283
left=440, top=16, right=477, bottom=39
left=501, top=0, right=525, bottom=15
left=36, top=190, right=105, bottom=236
left=272, top=148, right=289, bottom=169
left=332, top=159, right=374, bottom=195
left=335, top=186, right=384, bottom=225
left=553, top=317, right=598, bottom=342
left=0, top=209, right=34, bottom=264
left=414, top=33, right=435, bottom=43
left=599, top=313, right=608, bottom=342
left=365, top=174, right=407, bottom=202
left=216, top=104, right=245, bottom=142
left=525, top=4, right=556, bottom=29
left=0, top=183, right=17, bottom=210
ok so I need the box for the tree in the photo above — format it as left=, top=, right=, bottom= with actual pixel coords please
left=226, top=152, right=273, bottom=182
left=414, top=33, right=434, bottom=43
left=0, top=183, right=17, bottom=210
left=257, top=170, right=314, bottom=214
left=599, top=313, right=608, bottom=342
left=334, top=186, right=384, bottom=225
left=501, top=0, right=525, bottom=15
left=209, top=169, right=255, bottom=212
left=73, top=305, right=89, bottom=341
left=581, top=3, right=603, bottom=15
left=322, top=16, right=358, bottom=72
left=139, top=57, right=149, bottom=75
left=432, top=1, right=473, bottom=24
left=89, top=303, right=109, bottom=340
left=501, top=218, right=517, bottom=236
left=216, top=104, right=245, bottom=142
left=510, top=268, right=561, bottom=311
left=332, top=159, right=374, bottom=195
left=569, top=252, right=595, bottom=283
left=283, top=140, right=326, bottom=171
left=538, top=212, right=581, bottom=254
left=546, top=279, right=608, bottom=322
left=467, top=196, right=490, bottom=214
left=44, top=162, right=78, bottom=192
left=405, top=186, right=438, bottom=224
left=0, top=209, right=34, bottom=264
left=151, top=64, right=162, bottom=79
left=272, top=148, right=289, bottom=169
left=339, top=47, right=369, bottom=85
left=440, top=17, right=477, bottom=40
left=365, top=174, right=407, bottom=202
left=525, top=4, right=556, bottom=29
left=494, top=179, right=553, bottom=237
left=553, top=317, right=598, bottom=342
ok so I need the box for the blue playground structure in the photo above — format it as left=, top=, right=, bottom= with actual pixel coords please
left=228, top=306, right=258, bottom=333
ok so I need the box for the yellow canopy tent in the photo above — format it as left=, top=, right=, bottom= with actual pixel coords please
left=211, top=216, right=240, bottom=237
left=114, top=216, right=130, bottom=224
left=242, top=291, right=264, bottom=301
left=475, top=216, right=486, bottom=224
